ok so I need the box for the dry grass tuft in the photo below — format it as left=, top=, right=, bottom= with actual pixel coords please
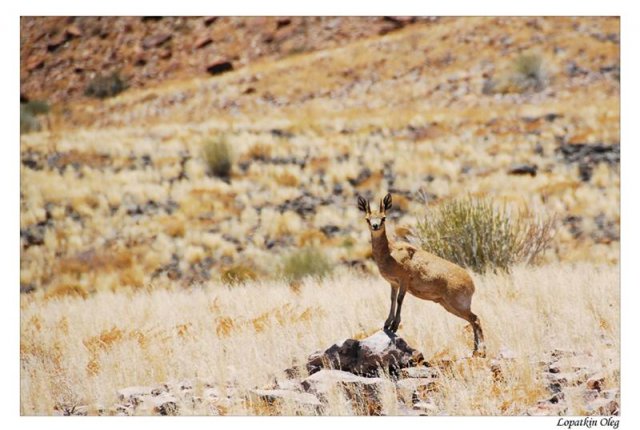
left=202, top=136, right=233, bottom=179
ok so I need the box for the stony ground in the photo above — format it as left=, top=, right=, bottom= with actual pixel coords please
left=21, top=16, right=427, bottom=104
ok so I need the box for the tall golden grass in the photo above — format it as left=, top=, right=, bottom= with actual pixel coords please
left=20, top=263, right=619, bottom=415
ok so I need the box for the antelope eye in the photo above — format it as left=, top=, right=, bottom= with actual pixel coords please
left=366, top=219, right=371, bottom=224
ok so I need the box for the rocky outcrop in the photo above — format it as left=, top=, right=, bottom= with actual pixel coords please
left=100, top=343, right=618, bottom=416
left=306, top=330, right=424, bottom=377
left=20, top=17, right=429, bottom=103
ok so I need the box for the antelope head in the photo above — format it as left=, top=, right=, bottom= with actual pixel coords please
left=357, top=193, right=392, bottom=234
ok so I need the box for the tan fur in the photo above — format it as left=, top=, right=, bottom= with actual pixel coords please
left=358, top=193, right=486, bottom=357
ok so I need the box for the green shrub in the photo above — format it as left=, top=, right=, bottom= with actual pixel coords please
left=279, top=246, right=332, bottom=282
left=84, top=72, right=128, bottom=99
left=202, top=136, right=233, bottom=178
left=416, top=197, right=554, bottom=273
left=512, top=53, right=546, bottom=92
left=20, top=100, right=50, bottom=134
left=483, top=53, right=547, bottom=95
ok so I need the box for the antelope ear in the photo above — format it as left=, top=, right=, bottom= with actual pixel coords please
left=383, top=193, right=392, bottom=211
left=357, top=196, right=370, bottom=213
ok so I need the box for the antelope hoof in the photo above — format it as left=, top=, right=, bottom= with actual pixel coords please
left=472, top=350, right=486, bottom=359
left=383, top=317, right=394, bottom=331
left=390, top=320, right=400, bottom=333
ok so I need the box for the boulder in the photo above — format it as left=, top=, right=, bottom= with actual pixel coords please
left=206, top=59, right=234, bottom=75
left=248, top=389, right=322, bottom=414
left=586, top=373, right=606, bottom=392
left=117, top=386, right=154, bottom=404
left=400, top=366, right=439, bottom=379
left=396, top=377, right=439, bottom=404
left=306, top=330, right=424, bottom=377
left=585, top=398, right=619, bottom=416
left=413, top=400, right=440, bottom=415
left=301, top=369, right=393, bottom=415
left=142, top=33, right=172, bottom=49
left=139, top=392, right=179, bottom=415
left=508, top=164, right=538, bottom=177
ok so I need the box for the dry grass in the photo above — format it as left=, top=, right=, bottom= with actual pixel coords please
left=19, top=17, right=619, bottom=416
left=20, top=17, right=620, bottom=295
left=20, top=264, right=619, bottom=415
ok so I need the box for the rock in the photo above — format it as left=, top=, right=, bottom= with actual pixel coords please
left=140, top=392, right=179, bottom=415
left=527, top=401, right=567, bottom=416
left=319, top=224, right=340, bottom=237
left=25, top=55, right=45, bottom=71
left=508, top=164, right=537, bottom=177
left=413, top=400, right=439, bottom=414
left=203, top=16, right=218, bottom=26
left=556, top=143, right=620, bottom=166
left=302, top=369, right=391, bottom=394
left=117, top=386, right=154, bottom=404
left=206, top=59, right=234, bottom=75
left=276, top=378, right=303, bottom=392
left=142, top=33, right=172, bottom=49
left=248, top=389, right=322, bottom=413
left=586, top=373, right=606, bottom=392
left=306, top=330, right=424, bottom=377
left=544, top=370, right=589, bottom=387
left=601, top=388, right=619, bottom=400
left=548, top=353, right=593, bottom=374
left=347, top=167, right=372, bottom=187
left=66, top=25, right=82, bottom=38
left=47, top=32, right=70, bottom=51
left=301, top=369, right=393, bottom=415
left=585, top=398, right=619, bottom=416
left=195, top=36, right=213, bottom=49
left=400, top=366, right=439, bottom=379
left=396, top=377, right=439, bottom=404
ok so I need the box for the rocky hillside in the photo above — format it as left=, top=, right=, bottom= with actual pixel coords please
left=21, top=16, right=426, bottom=104
left=20, top=17, right=619, bottom=295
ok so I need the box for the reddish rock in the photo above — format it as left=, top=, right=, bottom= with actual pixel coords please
left=203, top=17, right=218, bottom=26
left=47, top=32, right=69, bottom=51
left=66, top=25, right=82, bottom=38
left=206, top=59, right=233, bottom=75
left=142, top=33, right=172, bottom=49
left=25, top=56, right=45, bottom=71
left=195, top=36, right=213, bottom=49
left=586, top=373, right=606, bottom=392
left=159, top=48, right=172, bottom=60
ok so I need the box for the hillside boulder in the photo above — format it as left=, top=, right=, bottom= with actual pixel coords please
left=306, top=330, right=424, bottom=377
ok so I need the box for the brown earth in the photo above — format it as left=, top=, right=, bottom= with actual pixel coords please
left=21, top=16, right=428, bottom=104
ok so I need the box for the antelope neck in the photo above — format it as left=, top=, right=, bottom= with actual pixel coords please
left=371, top=227, right=393, bottom=266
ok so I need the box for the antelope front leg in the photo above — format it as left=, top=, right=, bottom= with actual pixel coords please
left=383, top=284, right=399, bottom=331
left=390, top=286, right=407, bottom=333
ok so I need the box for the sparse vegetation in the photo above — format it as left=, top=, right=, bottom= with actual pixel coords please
left=483, top=53, right=547, bottom=94
left=279, top=246, right=332, bottom=281
left=416, top=197, right=555, bottom=273
left=512, top=53, right=546, bottom=92
left=20, top=265, right=619, bottom=415
left=221, top=264, right=259, bottom=285
left=202, top=136, right=233, bottom=179
left=20, top=100, right=50, bottom=134
left=84, top=72, right=128, bottom=99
